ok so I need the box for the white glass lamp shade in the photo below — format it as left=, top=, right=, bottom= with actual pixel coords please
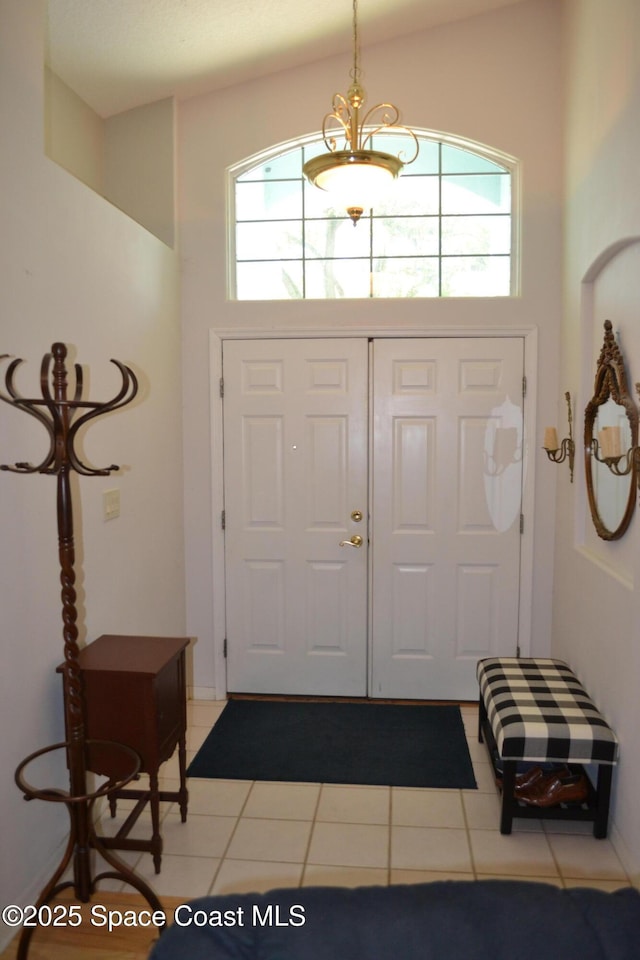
left=304, top=149, right=403, bottom=222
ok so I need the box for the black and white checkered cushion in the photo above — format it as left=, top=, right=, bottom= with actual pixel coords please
left=477, top=658, right=618, bottom=765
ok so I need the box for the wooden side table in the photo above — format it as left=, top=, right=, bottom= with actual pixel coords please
left=59, top=634, right=190, bottom=873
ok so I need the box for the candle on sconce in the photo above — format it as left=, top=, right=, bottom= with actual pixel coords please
left=598, top=426, right=622, bottom=459
left=543, top=427, right=559, bottom=451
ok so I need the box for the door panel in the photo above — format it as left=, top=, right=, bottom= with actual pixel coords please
left=223, top=336, right=523, bottom=700
left=223, top=339, right=369, bottom=696
left=370, top=338, right=524, bottom=700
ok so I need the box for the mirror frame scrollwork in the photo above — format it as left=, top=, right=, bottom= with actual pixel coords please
left=584, top=320, right=638, bottom=540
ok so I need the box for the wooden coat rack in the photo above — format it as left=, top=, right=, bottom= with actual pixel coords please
left=1, top=343, right=163, bottom=959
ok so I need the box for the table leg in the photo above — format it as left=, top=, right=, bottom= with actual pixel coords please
left=177, top=734, right=188, bottom=823
left=149, top=770, right=162, bottom=873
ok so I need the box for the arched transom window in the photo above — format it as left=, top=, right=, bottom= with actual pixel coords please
left=231, top=133, right=516, bottom=300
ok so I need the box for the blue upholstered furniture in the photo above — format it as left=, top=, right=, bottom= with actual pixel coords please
left=148, top=880, right=640, bottom=960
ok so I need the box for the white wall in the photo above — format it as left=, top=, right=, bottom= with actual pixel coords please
left=44, top=66, right=105, bottom=193
left=44, top=71, right=177, bottom=248
left=178, top=0, right=564, bottom=696
left=0, top=0, right=185, bottom=936
left=556, top=0, right=640, bottom=880
left=104, top=97, right=177, bottom=248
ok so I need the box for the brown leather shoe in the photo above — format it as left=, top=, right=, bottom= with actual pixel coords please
left=519, top=771, right=588, bottom=808
left=514, top=764, right=568, bottom=795
left=496, top=764, right=545, bottom=790
left=514, top=766, right=545, bottom=794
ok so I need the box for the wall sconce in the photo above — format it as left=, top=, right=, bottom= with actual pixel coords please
left=543, top=391, right=575, bottom=482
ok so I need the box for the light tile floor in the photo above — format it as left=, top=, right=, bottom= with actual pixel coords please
left=94, top=701, right=633, bottom=901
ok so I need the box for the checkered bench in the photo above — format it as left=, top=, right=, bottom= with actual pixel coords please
left=477, top=657, right=618, bottom=837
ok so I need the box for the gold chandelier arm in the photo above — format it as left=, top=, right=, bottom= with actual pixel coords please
left=360, top=105, right=420, bottom=166
left=322, top=96, right=355, bottom=152
left=360, top=102, right=400, bottom=135
left=391, top=126, right=420, bottom=165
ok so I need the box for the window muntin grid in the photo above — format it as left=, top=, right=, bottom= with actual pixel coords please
left=232, top=136, right=514, bottom=300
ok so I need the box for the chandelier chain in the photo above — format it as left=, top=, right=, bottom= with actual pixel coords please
left=350, top=0, right=361, bottom=83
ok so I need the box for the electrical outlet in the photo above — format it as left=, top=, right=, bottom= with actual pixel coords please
left=103, top=488, right=120, bottom=521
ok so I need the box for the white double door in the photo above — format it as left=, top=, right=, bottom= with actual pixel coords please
left=223, top=336, right=524, bottom=700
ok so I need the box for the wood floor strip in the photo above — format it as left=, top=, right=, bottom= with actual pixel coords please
left=0, top=891, right=184, bottom=960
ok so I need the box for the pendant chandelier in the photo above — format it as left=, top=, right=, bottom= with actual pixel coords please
left=302, top=0, right=419, bottom=224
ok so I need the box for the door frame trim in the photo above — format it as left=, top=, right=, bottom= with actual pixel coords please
left=209, top=326, right=538, bottom=701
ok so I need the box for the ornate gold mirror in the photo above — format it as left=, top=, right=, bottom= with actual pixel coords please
left=584, top=320, right=638, bottom=540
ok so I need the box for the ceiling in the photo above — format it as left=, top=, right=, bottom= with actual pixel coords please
left=46, top=0, right=526, bottom=118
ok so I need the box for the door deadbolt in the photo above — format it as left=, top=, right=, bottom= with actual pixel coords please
left=351, top=510, right=363, bottom=522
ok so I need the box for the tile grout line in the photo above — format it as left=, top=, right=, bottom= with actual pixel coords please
left=299, top=782, right=325, bottom=888
left=544, top=827, right=567, bottom=889
left=206, top=779, right=256, bottom=896
left=460, top=800, right=477, bottom=881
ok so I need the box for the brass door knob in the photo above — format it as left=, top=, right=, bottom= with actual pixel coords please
left=339, top=535, right=363, bottom=548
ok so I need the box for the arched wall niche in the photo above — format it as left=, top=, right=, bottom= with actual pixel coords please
left=580, top=236, right=640, bottom=581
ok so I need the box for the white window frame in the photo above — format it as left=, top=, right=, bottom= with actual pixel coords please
left=227, top=130, right=520, bottom=300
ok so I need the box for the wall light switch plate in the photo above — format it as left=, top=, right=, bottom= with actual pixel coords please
left=103, top=488, right=120, bottom=521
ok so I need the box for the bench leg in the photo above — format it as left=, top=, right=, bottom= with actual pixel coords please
left=478, top=696, right=487, bottom=744
left=593, top=764, right=613, bottom=839
left=500, top=761, right=517, bottom=835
